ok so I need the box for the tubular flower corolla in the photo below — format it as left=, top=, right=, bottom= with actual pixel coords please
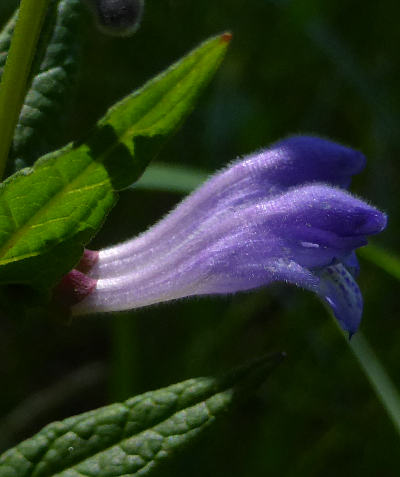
left=63, top=136, right=386, bottom=335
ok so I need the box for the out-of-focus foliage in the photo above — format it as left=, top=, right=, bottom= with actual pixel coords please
left=0, top=1, right=399, bottom=476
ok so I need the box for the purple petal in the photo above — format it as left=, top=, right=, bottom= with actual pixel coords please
left=90, top=136, right=366, bottom=279
left=261, top=185, right=386, bottom=237
left=342, top=251, right=360, bottom=278
left=314, top=263, right=363, bottom=335
left=65, top=136, right=386, bottom=336
left=73, top=184, right=385, bottom=316
left=73, top=255, right=318, bottom=314
left=269, top=136, right=365, bottom=189
left=257, top=184, right=387, bottom=268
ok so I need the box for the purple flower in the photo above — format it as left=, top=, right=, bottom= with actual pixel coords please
left=61, top=136, right=386, bottom=335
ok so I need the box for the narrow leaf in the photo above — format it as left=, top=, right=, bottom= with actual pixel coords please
left=348, top=332, right=400, bottom=438
left=0, top=33, right=231, bottom=288
left=0, top=353, right=283, bottom=477
left=335, top=244, right=400, bottom=438
left=358, top=243, right=400, bottom=282
left=135, top=162, right=208, bottom=194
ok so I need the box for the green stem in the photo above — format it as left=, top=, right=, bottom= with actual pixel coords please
left=110, top=315, right=139, bottom=401
left=347, top=332, right=400, bottom=437
left=0, top=0, right=50, bottom=180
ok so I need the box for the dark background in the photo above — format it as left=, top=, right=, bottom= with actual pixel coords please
left=1, top=0, right=400, bottom=475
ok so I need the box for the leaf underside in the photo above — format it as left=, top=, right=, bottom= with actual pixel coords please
left=0, top=33, right=231, bottom=289
left=0, top=354, right=281, bottom=477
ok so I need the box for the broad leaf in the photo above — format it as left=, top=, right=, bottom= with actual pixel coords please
left=0, top=33, right=231, bottom=288
left=9, top=0, right=85, bottom=172
left=0, top=353, right=282, bottom=477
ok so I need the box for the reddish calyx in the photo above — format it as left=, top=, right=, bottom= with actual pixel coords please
left=53, top=269, right=97, bottom=308
left=76, top=249, right=99, bottom=274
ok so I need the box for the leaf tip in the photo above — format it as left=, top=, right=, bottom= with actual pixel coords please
left=220, top=32, right=233, bottom=43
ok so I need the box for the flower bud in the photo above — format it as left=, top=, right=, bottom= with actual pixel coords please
left=84, top=0, right=144, bottom=36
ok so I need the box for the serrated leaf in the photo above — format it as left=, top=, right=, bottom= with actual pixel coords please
left=0, top=33, right=231, bottom=289
left=7, top=0, right=85, bottom=172
left=0, top=353, right=283, bottom=477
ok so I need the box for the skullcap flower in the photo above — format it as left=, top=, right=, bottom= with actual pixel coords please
left=59, top=136, right=386, bottom=335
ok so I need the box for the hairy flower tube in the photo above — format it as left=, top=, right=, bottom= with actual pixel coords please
left=61, top=136, right=386, bottom=335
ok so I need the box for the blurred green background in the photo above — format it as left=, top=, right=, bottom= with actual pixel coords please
left=1, top=0, right=399, bottom=475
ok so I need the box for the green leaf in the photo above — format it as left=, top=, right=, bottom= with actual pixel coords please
left=7, top=0, right=85, bottom=172
left=91, top=31, right=232, bottom=190
left=348, top=332, right=400, bottom=438
left=0, top=33, right=231, bottom=289
left=135, top=162, right=208, bottom=194
left=330, top=243, right=400, bottom=439
left=358, top=243, right=400, bottom=282
left=0, top=353, right=283, bottom=477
